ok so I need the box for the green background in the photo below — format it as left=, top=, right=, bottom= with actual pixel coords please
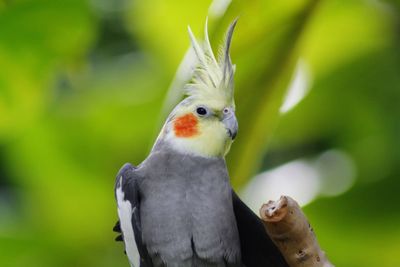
left=1, top=0, right=400, bottom=266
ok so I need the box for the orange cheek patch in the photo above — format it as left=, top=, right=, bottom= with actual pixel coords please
left=173, top=114, right=199, bottom=138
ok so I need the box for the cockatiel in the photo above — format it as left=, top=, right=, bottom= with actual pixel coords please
left=113, top=19, right=289, bottom=267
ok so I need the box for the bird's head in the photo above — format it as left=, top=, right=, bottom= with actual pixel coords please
left=157, top=19, right=238, bottom=158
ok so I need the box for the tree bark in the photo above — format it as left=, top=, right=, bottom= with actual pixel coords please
left=259, top=196, right=334, bottom=267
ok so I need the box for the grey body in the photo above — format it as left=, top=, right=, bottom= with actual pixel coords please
left=135, top=142, right=241, bottom=266
left=114, top=141, right=289, bottom=267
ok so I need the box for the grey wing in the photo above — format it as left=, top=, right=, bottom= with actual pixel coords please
left=114, top=163, right=152, bottom=267
left=232, top=190, right=289, bottom=267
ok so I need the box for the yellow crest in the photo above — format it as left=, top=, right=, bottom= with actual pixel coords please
left=185, top=19, right=238, bottom=107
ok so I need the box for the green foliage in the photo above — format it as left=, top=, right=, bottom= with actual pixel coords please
left=1, top=0, right=400, bottom=266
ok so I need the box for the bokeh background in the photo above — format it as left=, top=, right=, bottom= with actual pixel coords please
left=1, top=0, right=400, bottom=266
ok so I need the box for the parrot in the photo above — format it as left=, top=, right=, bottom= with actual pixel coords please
left=113, top=19, right=289, bottom=267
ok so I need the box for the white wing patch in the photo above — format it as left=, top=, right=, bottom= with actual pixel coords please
left=116, top=177, right=140, bottom=267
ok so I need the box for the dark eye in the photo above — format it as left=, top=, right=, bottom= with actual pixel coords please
left=223, top=107, right=230, bottom=114
left=196, top=107, right=208, bottom=116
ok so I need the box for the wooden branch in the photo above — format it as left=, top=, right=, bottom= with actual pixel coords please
left=259, top=196, right=334, bottom=267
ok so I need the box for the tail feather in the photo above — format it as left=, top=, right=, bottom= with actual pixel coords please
left=113, top=220, right=121, bottom=233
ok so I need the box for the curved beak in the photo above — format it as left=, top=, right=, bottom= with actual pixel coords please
left=222, top=113, right=238, bottom=140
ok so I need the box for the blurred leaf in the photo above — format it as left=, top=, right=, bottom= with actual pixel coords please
left=125, top=0, right=213, bottom=74
left=224, top=0, right=321, bottom=187
left=0, top=0, right=95, bottom=139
